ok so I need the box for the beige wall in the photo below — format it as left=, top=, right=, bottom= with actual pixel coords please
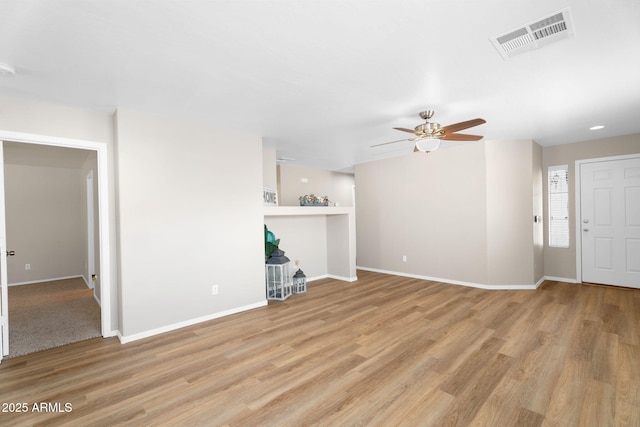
left=278, top=164, right=354, bottom=207
left=356, top=142, right=489, bottom=284
left=486, top=140, right=543, bottom=285
left=0, top=95, right=113, bottom=143
left=262, top=146, right=277, bottom=190
left=355, top=139, right=542, bottom=287
left=542, top=133, right=640, bottom=280
left=532, top=143, right=544, bottom=281
left=4, top=163, right=85, bottom=284
left=114, top=109, right=265, bottom=337
left=264, top=215, right=328, bottom=279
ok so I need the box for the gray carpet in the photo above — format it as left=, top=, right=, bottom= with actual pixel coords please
left=7, top=277, right=101, bottom=358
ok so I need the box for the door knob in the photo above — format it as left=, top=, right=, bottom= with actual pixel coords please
left=583, top=219, right=589, bottom=224
left=583, top=228, right=589, bottom=232
left=6, top=250, right=15, bottom=256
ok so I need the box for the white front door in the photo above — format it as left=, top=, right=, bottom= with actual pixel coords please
left=0, top=141, right=9, bottom=361
left=580, top=156, right=640, bottom=288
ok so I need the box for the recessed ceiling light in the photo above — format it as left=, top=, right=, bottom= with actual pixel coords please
left=0, top=63, right=16, bottom=77
left=589, top=125, right=605, bottom=130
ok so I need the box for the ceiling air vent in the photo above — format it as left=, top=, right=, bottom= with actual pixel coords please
left=490, top=8, right=574, bottom=59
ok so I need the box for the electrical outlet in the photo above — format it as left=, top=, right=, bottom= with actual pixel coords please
left=212, top=285, right=219, bottom=295
left=402, top=255, right=407, bottom=262
left=25, top=264, right=31, bottom=270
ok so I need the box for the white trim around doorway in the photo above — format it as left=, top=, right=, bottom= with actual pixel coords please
left=0, top=130, right=115, bottom=338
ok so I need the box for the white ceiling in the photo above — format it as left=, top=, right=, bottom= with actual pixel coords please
left=0, top=0, right=639, bottom=172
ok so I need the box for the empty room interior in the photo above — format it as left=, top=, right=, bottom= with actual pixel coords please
left=1, top=1, right=639, bottom=425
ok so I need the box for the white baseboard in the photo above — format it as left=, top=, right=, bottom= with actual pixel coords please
left=542, top=276, right=579, bottom=284
left=102, top=329, right=118, bottom=338
left=8, top=275, right=85, bottom=287
left=306, top=274, right=329, bottom=282
left=82, top=275, right=102, bottom=307
left=306, top=274, right=358, bottom=283
left=82, top=274, right=95, bottom=290
left=81, top=275, right=96, bottom=290
left=117, top=300, right=268, bottom=344
left=327, top=274, right=358, bottom=282
left=356, top=266, right=541, bottom=290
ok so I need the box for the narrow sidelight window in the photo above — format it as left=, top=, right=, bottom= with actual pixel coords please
left=548, top=165, right=569, bottom=248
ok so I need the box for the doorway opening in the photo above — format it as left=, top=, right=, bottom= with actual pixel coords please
left=0, top=131, right=112, bottom=361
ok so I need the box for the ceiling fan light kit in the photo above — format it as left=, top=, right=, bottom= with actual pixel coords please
left=415, top=138, right=441, bottom=153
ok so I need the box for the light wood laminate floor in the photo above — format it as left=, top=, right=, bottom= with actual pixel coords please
left=1, top=270, right=639, bottom=426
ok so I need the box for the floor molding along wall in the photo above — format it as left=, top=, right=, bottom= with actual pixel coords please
left=118, top=301, right=267, bottom=344
left=543, top=276, right=579, bottom=284
left=327, top=274, right=358, bottom=282
left=8, top=275, right=86, bottom=287
left=357, top=266, right=542, bottom=290
left=307, top=274, right=358, bottom=283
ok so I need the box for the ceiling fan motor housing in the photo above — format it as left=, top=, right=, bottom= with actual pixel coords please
left=415, top=122, right=441, bottom=136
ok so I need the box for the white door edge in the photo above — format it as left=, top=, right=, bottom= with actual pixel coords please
left=0, top=141, right=7, bottom=360
left=86, top=170, right=95, bottom=291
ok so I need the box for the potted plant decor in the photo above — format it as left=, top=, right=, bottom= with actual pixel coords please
left=264, top=224, right=280, bottom=260
left=299, top=194, right=330, bottom=206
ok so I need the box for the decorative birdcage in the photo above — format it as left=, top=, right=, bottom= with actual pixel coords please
left=292, top=268, right=307, bottom=294
left=265, top=248, right=292, bottom=300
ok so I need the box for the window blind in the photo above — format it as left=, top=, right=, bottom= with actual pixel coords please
left=548, top=165, right=569, bottom=248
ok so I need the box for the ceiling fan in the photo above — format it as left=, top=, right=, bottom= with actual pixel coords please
left=371, top=110, right=486, bottom=153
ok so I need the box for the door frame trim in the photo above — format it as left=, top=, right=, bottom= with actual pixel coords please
left=0, top=144, right=7, bottom=358
left=0, top=130, right=114, bottom=338
left=86, top=170, right=95, bottom=291
left=575, top=153, right=640, bottom=284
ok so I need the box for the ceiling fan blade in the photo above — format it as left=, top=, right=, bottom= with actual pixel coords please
left=370, top=138, right=410, bottom=148
left=440, top=118, right=486, bottom=133
left=393, top=127, right=418, bottom=134
left=441, top=133, right=484, bottom=141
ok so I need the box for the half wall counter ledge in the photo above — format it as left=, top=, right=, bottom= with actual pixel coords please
left=263, top=206, right=357, bottom=283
